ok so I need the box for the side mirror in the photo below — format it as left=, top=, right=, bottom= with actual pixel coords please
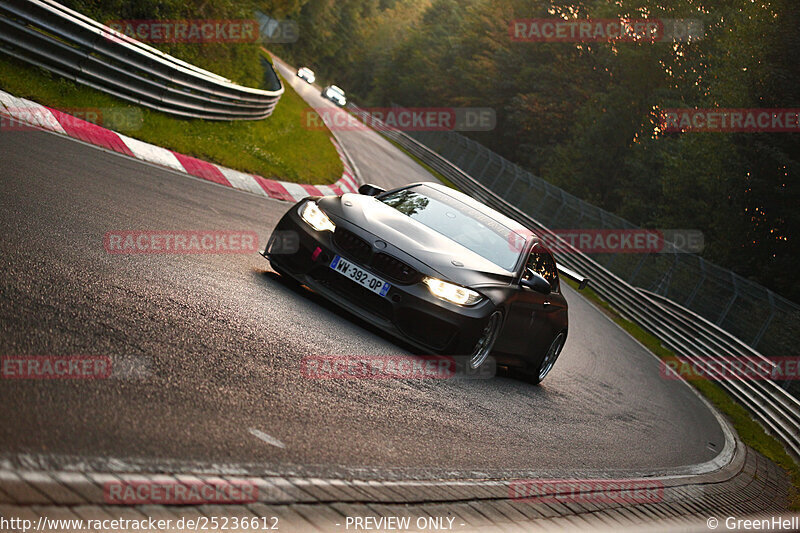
left=521, top=271, right=551, bottom=295
left=358, top=183, right=386, bottom=197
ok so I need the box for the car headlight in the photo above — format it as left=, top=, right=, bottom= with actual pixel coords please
left=300, top=201, right=336, bottom=232
left=423, top=277, right=483, bottom=306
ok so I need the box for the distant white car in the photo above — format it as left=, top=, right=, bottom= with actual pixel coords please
left=296, top=67, right=315, bottom=84
left=322, top=85, right=347, bottom=107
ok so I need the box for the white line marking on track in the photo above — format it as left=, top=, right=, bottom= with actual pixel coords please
left=248, top=428, right=286, bottom=448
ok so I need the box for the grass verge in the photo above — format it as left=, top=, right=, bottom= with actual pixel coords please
left=0, top=51, right=342, bottom=184
left=563, top=278, right=800, bottom=510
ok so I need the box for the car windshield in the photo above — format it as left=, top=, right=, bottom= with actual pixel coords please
left=380, top=185, right=524, bottom=271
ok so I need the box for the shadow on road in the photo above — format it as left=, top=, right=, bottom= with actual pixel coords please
left=250, top=266, right=545, bottom=390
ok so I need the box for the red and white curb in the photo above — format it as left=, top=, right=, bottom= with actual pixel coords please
left=0, top=89, right=359, bottom=202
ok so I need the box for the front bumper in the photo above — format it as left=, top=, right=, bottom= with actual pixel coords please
left=264, top=204, right=496, bottom=355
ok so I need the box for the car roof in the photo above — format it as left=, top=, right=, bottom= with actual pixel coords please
left=329, top=85, right=345, bottom=94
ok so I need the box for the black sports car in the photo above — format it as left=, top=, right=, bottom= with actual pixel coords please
left=263, top=182, right=588, bottom=384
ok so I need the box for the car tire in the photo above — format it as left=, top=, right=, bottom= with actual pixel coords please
left=468, top=310, right=503, bottom=371
left=522, top=331, right=567, bottom=385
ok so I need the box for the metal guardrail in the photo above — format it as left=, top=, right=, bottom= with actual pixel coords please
left=348, top=104, right=800, bottom=459
left=0, top=0, right=283, bottom=120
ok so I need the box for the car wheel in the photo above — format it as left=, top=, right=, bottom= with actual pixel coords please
left=469, top=311, right=502, bottom=370
left=527, top=331, right=566, bottom=385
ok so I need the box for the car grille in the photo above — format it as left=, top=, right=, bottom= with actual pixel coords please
left=333, top=229, right=372, bottom=264
left=333, top=229, right=419, bottom=285
left=372, top=252, right=419, bottom=284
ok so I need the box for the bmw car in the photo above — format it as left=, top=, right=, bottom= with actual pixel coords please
left=321, top=85, right=347, bottom=107
left=263, top=182, right=587, bottom=384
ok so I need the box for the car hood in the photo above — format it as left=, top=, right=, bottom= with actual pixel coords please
left=319, top=194, right=516, bottom=286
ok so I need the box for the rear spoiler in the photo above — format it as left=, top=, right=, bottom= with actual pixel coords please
left=558, top=264, right=590, bottom=290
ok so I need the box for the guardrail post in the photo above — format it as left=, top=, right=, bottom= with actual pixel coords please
left=452, top=136, right=470, bottom=168
left=684, top=258, right=706, bottom=308
left=476, top=152, right=494, bottom=181
left=550, top=190, right=568, bottom=226
left=466, top=146, right=484, bottom=175
left=751, top=291, right=776, bottom=349
left=627, top=253, right=650, bottom=285
left=652, top=253, right=679, bottom=296
left=490, top=156, right=507, bottom=190
left=503, top=167, right=522, bottom=200
left=716, top=274, right=739, bottom=327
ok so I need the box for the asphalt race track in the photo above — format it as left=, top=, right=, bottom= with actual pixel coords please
left=0, top=86, right=725, bottom=482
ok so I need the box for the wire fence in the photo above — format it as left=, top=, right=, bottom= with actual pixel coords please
left=404, top=127, right=800, bottom=396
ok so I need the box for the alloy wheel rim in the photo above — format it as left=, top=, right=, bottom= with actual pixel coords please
left=539, top=333, right=566, bottom=381
left=470, top=311, right=501, bottom=369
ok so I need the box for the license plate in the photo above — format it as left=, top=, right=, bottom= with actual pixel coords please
left=330, top=255, right=391, bottom=297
